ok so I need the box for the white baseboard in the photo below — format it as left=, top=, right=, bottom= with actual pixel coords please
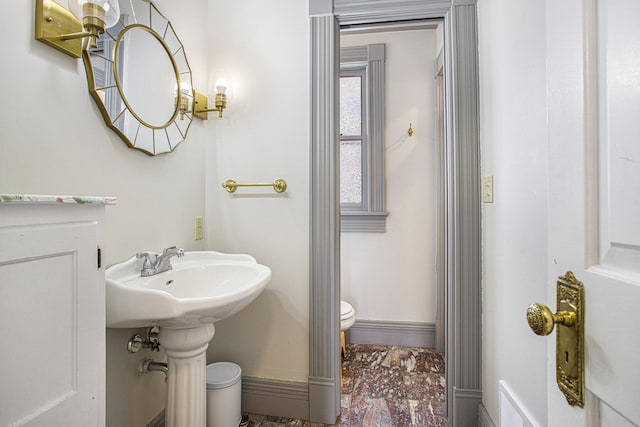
left=348, top=320, right=436, bottom=348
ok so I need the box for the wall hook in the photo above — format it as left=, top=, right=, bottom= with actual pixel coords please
left=408, top=123, right=414, bottom=137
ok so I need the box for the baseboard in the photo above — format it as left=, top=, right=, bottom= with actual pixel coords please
left=478, top=402, right=496, bottom=427
left=452, top=387, right=482, bottom=427
left=308, top=376, right=340, bottom=424
left=348, top=320, right=436, bottom=348
left=147, top=378, right=310, bottom=425
left=146, top=409, right=165, bottom=427
left=242, top=377, right=309, bottom=420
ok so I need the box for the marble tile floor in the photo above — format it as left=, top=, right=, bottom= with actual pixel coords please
left=245, top=344, right=446, bottom=427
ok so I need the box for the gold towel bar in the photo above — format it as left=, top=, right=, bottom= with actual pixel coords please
left=222, top=179, right=287, bottom=193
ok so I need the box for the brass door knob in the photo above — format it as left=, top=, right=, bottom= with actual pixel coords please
left=526, top=302, right=576, bottom=336
left=525, top=273, right=585, bottom=407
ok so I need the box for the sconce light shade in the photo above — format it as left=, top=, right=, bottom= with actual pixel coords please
left=68, top=0, right=120, bottom=29
left=193, top=79, right=229, bottom=120
left=215, top=79, right=228, bottom=95
left=175, top=81, right=193, bottom=98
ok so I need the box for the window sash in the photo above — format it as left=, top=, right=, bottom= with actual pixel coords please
left=340, top=68, right=368, bottom=211
left=339, top=44, right=388, bottom=232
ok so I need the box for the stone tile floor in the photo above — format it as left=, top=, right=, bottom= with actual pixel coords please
left=245, top=344, right=446, bottom=426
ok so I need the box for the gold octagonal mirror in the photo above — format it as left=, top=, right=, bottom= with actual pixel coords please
left=83, top=0, right=193, bottom=156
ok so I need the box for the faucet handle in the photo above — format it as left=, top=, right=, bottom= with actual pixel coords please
left=136, top=252, right=155, bottom=268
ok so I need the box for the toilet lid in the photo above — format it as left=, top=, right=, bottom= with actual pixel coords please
left=340, top=301, right=354, bottom=320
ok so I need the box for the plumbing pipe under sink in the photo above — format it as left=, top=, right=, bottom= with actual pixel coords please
left=139, top=358, right=168, bottom=381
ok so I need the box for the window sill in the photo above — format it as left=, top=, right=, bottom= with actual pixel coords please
left=340, top=211, right=388, bottom=232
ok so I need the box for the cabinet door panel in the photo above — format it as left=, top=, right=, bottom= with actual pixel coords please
left=0, top=222, right=99, bottom=427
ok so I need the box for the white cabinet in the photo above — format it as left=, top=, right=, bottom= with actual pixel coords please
left=0, top=197, right=113, bottom=427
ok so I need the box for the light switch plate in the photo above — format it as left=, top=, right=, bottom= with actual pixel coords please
left=482, top=176, right=494, bottom=203
left=194, top=217, right=204, bottom=240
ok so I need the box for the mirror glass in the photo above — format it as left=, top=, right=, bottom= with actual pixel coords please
left=83, top=0, right=193, bottom=155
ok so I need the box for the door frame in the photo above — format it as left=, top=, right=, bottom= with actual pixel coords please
left=309, top=0, right=481, bottom=425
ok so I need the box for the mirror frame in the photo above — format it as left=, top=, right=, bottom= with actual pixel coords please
left=82, top=0, right=194, bottom=156
left=112, top=24, right=181, bottom=130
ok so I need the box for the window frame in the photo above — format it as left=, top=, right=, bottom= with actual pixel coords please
left=339, top=44, right=388, bottom=232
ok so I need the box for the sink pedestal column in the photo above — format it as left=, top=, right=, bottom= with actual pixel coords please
left=159, top=323, right=215, bottom=427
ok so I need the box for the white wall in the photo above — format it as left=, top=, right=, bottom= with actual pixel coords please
left=3, top=0, right=311, bottom=422
left=339, top=30, right=437, bottom=323
left=203, top=0, right=310, bottom=382
left=478, top=0, right=548, bottom=425
left=0, top=1, right=209, bottom=425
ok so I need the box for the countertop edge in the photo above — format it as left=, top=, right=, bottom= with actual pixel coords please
left=0, top=194, right=118, bottom=205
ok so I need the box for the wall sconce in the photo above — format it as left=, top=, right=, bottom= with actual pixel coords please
left=194, top=79, right=228, bottom=119
left=174, top=82, right=194, bottom=120
left=35, top=0, right=120, bottom=58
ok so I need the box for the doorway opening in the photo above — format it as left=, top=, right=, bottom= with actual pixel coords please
left=337, top=22, right=446, bottom=425
left=309, top=1, right=481, bottom=425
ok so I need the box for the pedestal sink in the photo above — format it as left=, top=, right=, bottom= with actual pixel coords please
left=106, top=251, right=271, bottom=427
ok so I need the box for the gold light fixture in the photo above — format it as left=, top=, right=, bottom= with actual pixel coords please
left=194, top=79, right=228, bottom=119
left=35, top=0, right=120, bottom=58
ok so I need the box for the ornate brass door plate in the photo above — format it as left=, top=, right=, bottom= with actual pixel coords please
left=555, top=272, right=585, bottom=406
left=526, top=271, right=585, bottom=406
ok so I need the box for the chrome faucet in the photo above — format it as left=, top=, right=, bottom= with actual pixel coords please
left=136, top=246, right=185, bottom=277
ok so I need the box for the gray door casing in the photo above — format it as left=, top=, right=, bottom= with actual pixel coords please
left=309, top=0, right=481, bottom=425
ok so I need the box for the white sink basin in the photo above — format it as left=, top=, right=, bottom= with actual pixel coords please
left=106, top=251, right=271, bottom=328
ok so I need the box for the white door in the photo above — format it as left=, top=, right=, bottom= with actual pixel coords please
left=546, top=0, right=640, bottom=425
left=0, top=221, right=100, bottom=426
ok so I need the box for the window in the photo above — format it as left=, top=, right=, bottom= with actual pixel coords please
left=340, top=44, right=388, bottom=232
left=340, top=70, right=365, bottom=207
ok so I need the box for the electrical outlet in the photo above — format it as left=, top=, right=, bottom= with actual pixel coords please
left=194, top=217, right=204, bottom=240
left=482, top=176, right=494, bottom=203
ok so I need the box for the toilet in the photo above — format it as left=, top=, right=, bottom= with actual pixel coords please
left=340, top=301, right=356, bottom=356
